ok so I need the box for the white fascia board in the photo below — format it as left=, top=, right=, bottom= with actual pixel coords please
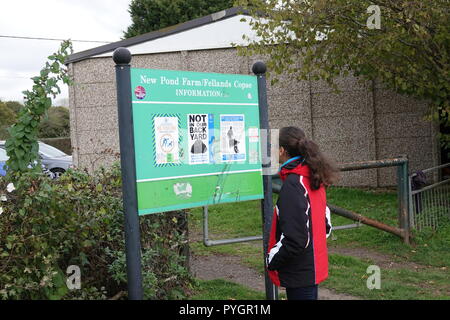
left=93, top=15, right=259, bottom=57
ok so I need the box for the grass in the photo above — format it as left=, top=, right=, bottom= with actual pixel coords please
left=190, top=242, right=450, bottom=299
left=187, top=186, right=450, bottom=300
left=189, top=186, right=450, bottom=267
left=324, top=254, right=450, bottom=300
left=327, top=187, right=450, bottom=268
left=190, top=279, right=265, bottom=300
left=189, top=199, right=262, bottom=239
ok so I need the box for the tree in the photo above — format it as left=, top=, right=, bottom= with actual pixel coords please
left=38, top=106, right=70, bottom=138
left=0, top=101, right=16, bottom=139
left=237, top=0, right=450, bottom=146
left=124, top=0, right=235, bottom=38
left=4, top=101, right=24, bottom=114
left=5, top=41, right=72, bottom=175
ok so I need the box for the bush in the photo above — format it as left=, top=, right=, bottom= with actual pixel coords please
left=0, top=163, right=192, bottom=300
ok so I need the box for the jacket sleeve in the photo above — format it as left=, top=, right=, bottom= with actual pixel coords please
left=267, top=175, right=310, bottom=271
left=325, top=206, right=332, bottom=238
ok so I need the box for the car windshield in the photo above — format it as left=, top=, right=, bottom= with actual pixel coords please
left=39, top=143, right=67, bottom=158
left=0, top=148, right=8, bottom=161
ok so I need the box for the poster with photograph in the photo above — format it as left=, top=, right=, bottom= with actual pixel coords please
left=220, top=114, right=246, bottom=162
left=154, top=116, right=179, bottom=165
left=188, top=114, right=210, bottom=165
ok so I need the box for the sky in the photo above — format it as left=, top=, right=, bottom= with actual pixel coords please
left=0, top=0, right=132, bottom=105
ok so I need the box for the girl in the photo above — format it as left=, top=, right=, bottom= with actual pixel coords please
left=267, top=126, right=338, bottom=300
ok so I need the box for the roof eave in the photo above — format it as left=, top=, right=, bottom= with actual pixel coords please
left=65, top=6, right=249, bottom=65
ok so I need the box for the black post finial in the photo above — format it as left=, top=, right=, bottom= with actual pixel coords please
left=113, top=47, right=132, bottom=65
left=252, top=61, right=267, bottom=75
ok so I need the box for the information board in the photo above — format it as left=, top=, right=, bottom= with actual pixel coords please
left=130, top=68, right=264, bottom=215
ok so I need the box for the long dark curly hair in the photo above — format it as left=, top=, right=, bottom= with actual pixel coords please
left=279, top=126, right=339, bottom=190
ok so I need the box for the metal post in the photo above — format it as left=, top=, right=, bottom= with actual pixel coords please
left=253, top=61, right=278, bottom=300
left=113, top=47, right=144, bottom=300
left=408, top=173, right=415, bottom=230
left=396, top=156, right=410, bottom=244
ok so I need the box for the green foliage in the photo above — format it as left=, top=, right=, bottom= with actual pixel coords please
left=0, top=163, right=192, bottom=300
left=5, top=41, right=72, bottom=176
left=237, top=0, right=450, bottom=146
left=0, top=100, right=70, bottom=140
left=3, top=101, right=23, bottom=115
left=38, top=107, right=70, bottom=138
left=124, top=0, right=235, bottom=38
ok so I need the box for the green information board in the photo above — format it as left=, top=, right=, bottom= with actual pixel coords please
left=130, top=68, right=264, bottom=215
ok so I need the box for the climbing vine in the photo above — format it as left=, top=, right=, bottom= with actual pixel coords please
left=5, top=40, right=73, bottom=177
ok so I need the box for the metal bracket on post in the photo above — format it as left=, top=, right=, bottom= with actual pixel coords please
left=253, top=61, right=278, bottom=301
left=113, top=47, right=144, bottom=300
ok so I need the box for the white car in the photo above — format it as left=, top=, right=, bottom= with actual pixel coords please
left=38, top=142, right=73, bottom=178
left=0, top=146, right=55, bottom=179
left=0, top=141, right=72, bottom=178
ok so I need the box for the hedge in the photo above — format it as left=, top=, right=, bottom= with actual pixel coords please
left=0, top=163, right=192, bottom=299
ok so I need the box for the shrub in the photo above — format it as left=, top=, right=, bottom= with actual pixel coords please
left=0, top=163, right=192, bottom=300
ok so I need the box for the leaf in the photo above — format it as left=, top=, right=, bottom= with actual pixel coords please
left=80, top=252, right=89, bottom=266
left=14, top=148, right=25, bottom=159
left=17, top=159, right=28, bottom=171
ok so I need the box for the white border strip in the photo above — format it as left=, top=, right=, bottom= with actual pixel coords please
left=137, top=168, right=262, bottom=183
left=133, top=101, right=258, bottom=106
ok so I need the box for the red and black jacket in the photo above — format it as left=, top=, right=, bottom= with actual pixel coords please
left=267, top=159, right=332, bottom=288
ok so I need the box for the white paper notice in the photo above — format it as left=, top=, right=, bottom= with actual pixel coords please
left=220, top=114, right=246, bottom=162
left=154, top=116, right=179, bottom=164
left=188, top=114, right=210, bottom=165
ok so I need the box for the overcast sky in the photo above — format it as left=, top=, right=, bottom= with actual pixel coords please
left=0, top=0, right=132, bottom=105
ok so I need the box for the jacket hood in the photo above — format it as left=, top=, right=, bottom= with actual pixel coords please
left=279, top=159, right=310, bottom=181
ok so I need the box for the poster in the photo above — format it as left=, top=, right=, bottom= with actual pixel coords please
left=188, top=114, right=210, bottom=164
left=153, top=116, right=179, bottom=165
left=220, top=114, right=246, bottom=162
